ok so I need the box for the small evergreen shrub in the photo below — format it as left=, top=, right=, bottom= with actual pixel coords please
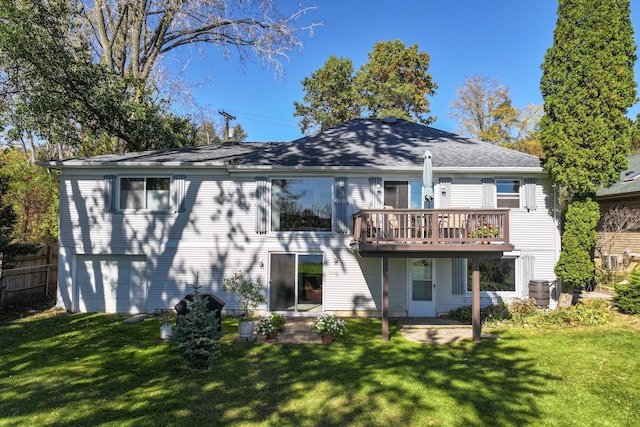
left=615, top=268, right=640, bottom=314
left=172, top=284, right=222, bottom=370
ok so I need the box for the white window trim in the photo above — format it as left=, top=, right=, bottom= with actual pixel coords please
left=496, top=178, right=522, bottom=210
left=466, top=253, right=520, bottom=296
left=117, top=176, right=172, bottom=212
left=269, top=177, right=335, bottom=234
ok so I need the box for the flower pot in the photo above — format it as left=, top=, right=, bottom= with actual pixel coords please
left=266, top=331, right=278, bottom=342
left=238, top=320, right=255, bottom=338
left=321, top=333, right=335, bottom=344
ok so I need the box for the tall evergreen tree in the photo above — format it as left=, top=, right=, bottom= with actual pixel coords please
left=540, top=0, right=636, bottom=289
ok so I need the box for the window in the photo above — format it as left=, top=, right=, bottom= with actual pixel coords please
left=467, top=258, right=516, bottom=292
left=411, top=258, right=433, bottom=301
left=119, top=177, right=170, bottom=210
left=384, top=181, right=408, bottom=208
left=496, top=179, right=520, bottom=208
left=269, top=253, right=323, bottom=312
left=410, top=181, right=433, bottom=208
left=271, top=179, right=332, bottom=232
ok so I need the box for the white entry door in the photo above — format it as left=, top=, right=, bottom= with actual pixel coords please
left=408, top=258, right=436, bottom=317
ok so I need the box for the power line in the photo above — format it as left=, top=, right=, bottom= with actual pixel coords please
left=223, top=109, right=299, bottom=128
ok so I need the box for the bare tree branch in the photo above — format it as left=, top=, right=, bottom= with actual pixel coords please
left=79, top=0, right=319, bottom=84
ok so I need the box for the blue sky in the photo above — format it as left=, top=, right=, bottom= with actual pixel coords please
left=174, top=1, right=640, bottom=142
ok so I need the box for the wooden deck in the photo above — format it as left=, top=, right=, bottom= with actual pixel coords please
left=352, top=208, right=514, bottom=256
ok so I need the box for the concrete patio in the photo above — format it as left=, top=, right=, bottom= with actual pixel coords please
left=239, top=317, right=499, bottom=345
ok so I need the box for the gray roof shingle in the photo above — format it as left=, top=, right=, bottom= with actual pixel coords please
left=241, top=118, right=543, bottom=169
left=596, top=153, right=640, bottom=198
left=42, top=118, right=543, bottom=170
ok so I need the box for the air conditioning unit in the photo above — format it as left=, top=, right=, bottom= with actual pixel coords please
left=606, top=254, right=622, bottom=270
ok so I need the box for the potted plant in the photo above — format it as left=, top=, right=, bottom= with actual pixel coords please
left=222, top=271, right=266, bottom=338
left=467, top=223, right=500, bottom=240
left=313, top=313, right=346, bottom=343
left=256, top=313, right=286, bottom=341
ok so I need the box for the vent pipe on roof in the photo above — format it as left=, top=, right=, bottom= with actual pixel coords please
left=382, top=116, right=397, bottom=124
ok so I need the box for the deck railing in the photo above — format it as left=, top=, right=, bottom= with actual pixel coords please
left=352, top=208, right=510, bottom=247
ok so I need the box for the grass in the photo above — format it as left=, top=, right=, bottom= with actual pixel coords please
left=1, top=300, right=640, bottom=427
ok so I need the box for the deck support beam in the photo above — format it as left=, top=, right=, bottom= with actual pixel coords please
left=471, top=257, right=481, bottom=341
left=382, top=256, right=389, bottom=342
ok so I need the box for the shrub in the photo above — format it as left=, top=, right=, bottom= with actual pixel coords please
left=542, top=299, right=612, bottom=327
left=445, top=303, right=511, bottom=325
left=222, top=271, right=266, bottom=319
left=482, top=302, right=511, bottom=323
left=508, top=298, right=539, bottom=325
left=447, top=298, right=613, bottom=328
left=172, top=284, right=222, bottom=370
left=615, top=268, right=640, bottom=314
left=554, top=198, right=599, bottom=290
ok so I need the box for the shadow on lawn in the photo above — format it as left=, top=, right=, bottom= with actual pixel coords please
left=1, top=312, right=557, bottom=427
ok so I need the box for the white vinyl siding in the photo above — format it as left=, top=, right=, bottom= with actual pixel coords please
left=57, top=169, right=559, bottom=314
left=76, top=255, right=147, bottom=314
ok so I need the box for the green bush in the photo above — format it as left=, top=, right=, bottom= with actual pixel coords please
left=508, top=298, right=539, bottom=326
left=445, top=303, right=511, bottom=325
left=596, top=268, right=628, bottom=287
left=615, top=268, right=640, bottom=314
left=447, top=298, right=613, bottom=329
left=172, top=285, right=222, bottom=370
left=542, top=299, right=612, bottom=327
left=554, top=198, right=600, bottom=290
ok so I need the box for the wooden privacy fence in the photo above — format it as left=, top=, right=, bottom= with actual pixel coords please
left=0, top=245, right=58, bottom=306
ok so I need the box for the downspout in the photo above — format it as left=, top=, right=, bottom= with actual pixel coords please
left=553, top=183, right=562, bottom=299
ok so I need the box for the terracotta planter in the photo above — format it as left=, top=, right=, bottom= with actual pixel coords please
left=265, top=331, right=278, bottom=342
left=321, top=333, right=335, bottom=344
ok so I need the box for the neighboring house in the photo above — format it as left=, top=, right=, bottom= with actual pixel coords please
left=43, top=118, right=561, bottom=337
left=596, top=153, right=640, bottom=268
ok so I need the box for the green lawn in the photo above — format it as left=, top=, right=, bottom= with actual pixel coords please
left=1, top=304, right=639, bottom=427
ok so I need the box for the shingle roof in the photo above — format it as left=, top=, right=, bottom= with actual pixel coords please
left=42, top=143, right=256, bottom=167
left=42, top=118, right=543, bottom=170
left=240, top=118, right=543, bottom=169
left=596, top=153, right=640, bottom=198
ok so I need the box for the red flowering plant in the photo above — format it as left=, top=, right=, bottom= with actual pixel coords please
left=467, top=223, right=500, bottom=239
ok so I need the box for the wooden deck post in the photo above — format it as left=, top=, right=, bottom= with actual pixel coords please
left=471, top=257, right=481, bottom=341
left=382, top=256, right=389, bottom=342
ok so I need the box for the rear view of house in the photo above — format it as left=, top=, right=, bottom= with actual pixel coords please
left=43, top=118, right=561, bottom=324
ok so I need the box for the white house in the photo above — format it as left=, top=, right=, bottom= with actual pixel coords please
left=43, top=118, right=560, bottom=338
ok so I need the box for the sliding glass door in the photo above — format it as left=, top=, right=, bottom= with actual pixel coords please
left=269, top=253, right=323, bottom=313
